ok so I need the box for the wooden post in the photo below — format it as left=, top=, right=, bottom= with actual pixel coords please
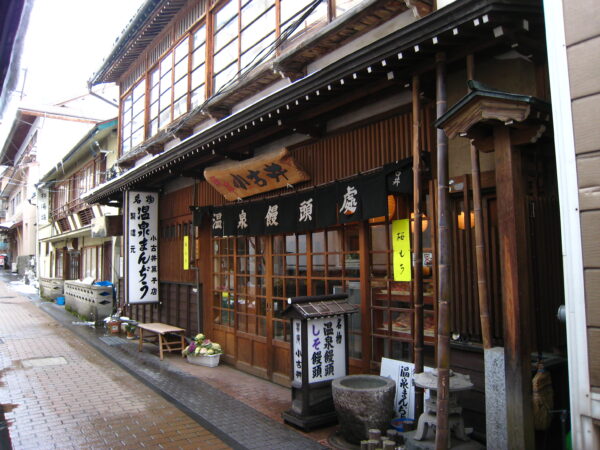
left=466, top=55, right=492, bottom=349
left=493, top=126, right=534, bottom=449
left=412, top=74, right=424, bottom=418
left=435, top=52, right=450, bottom=450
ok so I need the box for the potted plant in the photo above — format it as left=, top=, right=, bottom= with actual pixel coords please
left=124, top=322, right=137, bottom=339
left=182, top=333, right=223, bottom=367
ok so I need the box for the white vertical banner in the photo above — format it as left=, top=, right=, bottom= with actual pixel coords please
left=37, top=187, right=50, bottom=225
left=125, top=191, right=159, bottom=304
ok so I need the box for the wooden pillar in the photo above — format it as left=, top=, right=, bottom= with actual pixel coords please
left=412, top=74, right=424, bottom=418
left=493, top=126, right=534, bottom=449
left=435, top=52, right=451, bottom=450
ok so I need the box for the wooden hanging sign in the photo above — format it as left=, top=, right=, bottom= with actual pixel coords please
left=204, top=148, right=310, bottom=201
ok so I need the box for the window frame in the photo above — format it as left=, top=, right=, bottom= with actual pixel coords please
left=117, top=0, right=356, bottom=155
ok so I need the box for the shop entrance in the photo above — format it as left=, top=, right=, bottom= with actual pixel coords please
left=211, top=225, right=364, bottom=385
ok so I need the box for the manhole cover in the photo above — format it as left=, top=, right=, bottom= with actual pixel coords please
left=22, top=357, right=67, bottom=368
left=99, top=336, right=126, bottom=346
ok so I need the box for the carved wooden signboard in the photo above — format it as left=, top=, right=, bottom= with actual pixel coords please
left=204, top=148, right=310, bottom=201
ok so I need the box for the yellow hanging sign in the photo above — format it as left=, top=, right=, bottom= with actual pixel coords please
left=183, top=235, right=189, bottom=270
left=392, top=219, right=411, bottom=281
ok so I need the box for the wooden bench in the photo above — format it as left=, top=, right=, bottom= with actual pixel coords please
left=137, top=322, right=186, bottom=360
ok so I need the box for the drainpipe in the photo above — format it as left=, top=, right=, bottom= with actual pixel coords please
left=543, top=3, right=593, bottom=449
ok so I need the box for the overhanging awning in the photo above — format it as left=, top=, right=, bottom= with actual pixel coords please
left=0, top=221, right=16, bottom=229
left=39, top=226, right=91, bottom=243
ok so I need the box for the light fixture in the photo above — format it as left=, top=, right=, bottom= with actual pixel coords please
left=368, top=195, right=396, bottom=224
left=410, top=212, right=429, bottom=232
left=457, top=211, right=475, bottom=230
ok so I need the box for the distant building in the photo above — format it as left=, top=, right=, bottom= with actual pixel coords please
left=0, top=94, right=116, bottom=277
left=37, top=117, right=121, bottom=299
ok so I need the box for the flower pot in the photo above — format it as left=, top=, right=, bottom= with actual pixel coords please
left=186, top=353, right=221, bottom=367
left=126, top=332, right=136, bottom=340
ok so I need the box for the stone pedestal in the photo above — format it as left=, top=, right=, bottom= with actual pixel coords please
left=332, top=375, right=396, bottom=444
left=412, top=370, right=475, bottom=446
left=484, top=347, right=507, bottom=450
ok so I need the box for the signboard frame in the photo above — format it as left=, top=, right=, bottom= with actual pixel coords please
left=124, top=190, right=160, bottom=305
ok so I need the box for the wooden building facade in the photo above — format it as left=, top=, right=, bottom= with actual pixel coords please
left=85, top=0, right=569, bottom=446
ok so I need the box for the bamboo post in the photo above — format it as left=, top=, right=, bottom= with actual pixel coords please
left=467, top=55, right=492, bottom=349
left=435, top=52, right=450, bottom=450
left=412, top=74, right=424, bottom=418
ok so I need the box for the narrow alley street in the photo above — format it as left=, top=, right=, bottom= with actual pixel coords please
left=0, top=277, right=230, bottom=449
left=0, top=274, right=328, bottom=450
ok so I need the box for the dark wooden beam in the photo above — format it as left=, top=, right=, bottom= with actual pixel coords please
left=493, top=125, right=534, bottom=449
left=205, top=105, right=231, bottom=120
left=146, top=142, right=164, bottom=155
left=272, top=63, right=306, bottom=82
left=174, top=126, right=194, bottom=140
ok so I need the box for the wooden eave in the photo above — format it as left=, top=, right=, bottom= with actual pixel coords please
left=84, top=0, right=544, bottom=205
left=435, top=80, right=551, bottom=152
left=39, top=118, right=118, bottom=183
left=0, top=112, right=36, bottom=166
left=90, top=0, right=185, bottom=85
left=204, top=0, right=427, bottom=113
left=272, top=0, right=428, bottom=78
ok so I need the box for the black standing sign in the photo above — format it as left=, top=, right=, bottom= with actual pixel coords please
left=281, top=294, right=358, bottom=431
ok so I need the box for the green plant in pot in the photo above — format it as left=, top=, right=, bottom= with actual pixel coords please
left=124, top=322, right=137, bottom=339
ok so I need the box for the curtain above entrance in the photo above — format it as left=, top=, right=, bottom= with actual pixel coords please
left=192, top=157, right=424, bottom=237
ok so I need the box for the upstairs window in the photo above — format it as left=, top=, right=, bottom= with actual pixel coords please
left=78, top=163, right=95, bottom=196
left=213, top=0, right=278, bottom=94
left=334, top=0, right=363, bottom=17
left=280, top=0, right=327, bottom=41
left=213, top=1, right=240, bottom=93
left=191, top=24, right=207, bottom=109
left=52, top=182, right=69, bottom=216
left=121, top=79, right=146, bottom=153
left=118, top=0, right=363, bottom=153
left=149, top=37, right=191, bottom=134
left=240, top=0, right=275, bottom=73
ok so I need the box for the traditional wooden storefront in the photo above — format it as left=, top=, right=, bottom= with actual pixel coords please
left=87, top=0, right=569, bottom=444
left=194, top=108, right=438, bottom=385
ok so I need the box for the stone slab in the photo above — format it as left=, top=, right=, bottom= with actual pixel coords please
left=484, top=347, right=507, bottom=450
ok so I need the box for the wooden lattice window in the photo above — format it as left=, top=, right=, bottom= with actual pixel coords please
left=77, top=208, right=95, bottom=227
left=57, top=217, right=71, bottom=233
left=369, top=194, right=436, bottom=363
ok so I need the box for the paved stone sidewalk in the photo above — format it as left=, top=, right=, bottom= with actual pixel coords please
left=0, top=282, right=233, bottom=449
left=0, top=276, right=328, bottom=450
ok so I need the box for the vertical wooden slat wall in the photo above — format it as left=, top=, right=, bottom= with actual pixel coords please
left=449, top=189, right=504, bottom=345
left=197, top=106, right=436, bottom=207
left=130, top=185, right=199, bottom=331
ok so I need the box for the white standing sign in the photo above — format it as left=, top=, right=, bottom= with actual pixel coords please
left=380, top=357, right=434, bottom=420
left=125, top=191, right=159, bottom=304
